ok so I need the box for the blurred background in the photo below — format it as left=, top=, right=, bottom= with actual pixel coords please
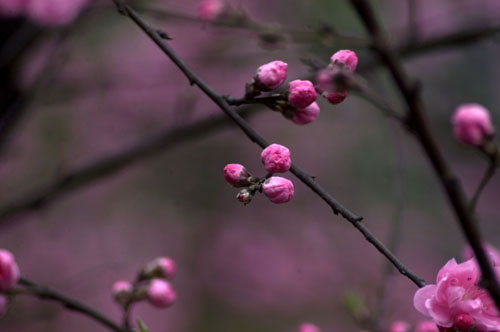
left=0, top=0, right=499, bottom=331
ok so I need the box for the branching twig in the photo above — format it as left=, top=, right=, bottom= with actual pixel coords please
left=350, top=0, right=500, bottom=310
left=470, top=158, right=498, bottom=212
left=110, top=0, right=426, bottom=288
left=15, top=278, right=128, bottom=332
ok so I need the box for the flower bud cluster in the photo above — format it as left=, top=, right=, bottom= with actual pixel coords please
left=316, top=49, right=358, bottom=105
left=112, top=256, right=177, bottom=310
left=0, top=249, right=20, bottom=317
left=0, top=0, right=89, bottom=27
left=223, top=144, right=295, bottom=205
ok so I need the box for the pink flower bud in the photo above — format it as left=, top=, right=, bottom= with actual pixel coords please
left=254, top=60, right=288, bottom=91
left=260, top=144, right=291, bottom=173
left=197, top=0, right=225, bottom=22
left=330, top=50, right=358, bottom=72
left=288, top=80, right=317, bottom=109
left=223, top=164, right=250, bottom=187
left=292, top=102, right=320, bottom=125
left=262, top=176, right=294, bottom=204
left=415, top=321, right=439, bottom=332
left=389, top=321, right=410, bottom=332
left=324, top=91, right=347, bottom=105
left=0, top=295, right=6, bottom=317
left=112, top=280, right=133, bottom=306
left=452, top=103, right=495, bottom=146
left=0, top=249, right=19, bottom=292
left=316, top=69, right=334, bottom=94
left=147, top=279, right=176, bottom=308
left=298, top=322, right=321, bottom=332
left=156, top=257, right=176, bottom=280
left=0, top=0, right=29, bottom=17
left=27, top=0, right=89, bottom=27
left=236, top=188, right=252, bottom=205
left=453, top=314, right=475, bottom=332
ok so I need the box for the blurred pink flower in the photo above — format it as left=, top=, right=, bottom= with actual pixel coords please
left=389, top=321, right=410, bottom=332
left=298, top=322, right=321, bottom=332
left=261, top=144, right=291, bottom=173
left=147, top=279, right=176, bottom=309
left=288, top=80, right=317, bottom=109
left=26, top=0, right=88, bottom=27
left=413, top=258, right=500, bottom=331
left=462, top=244, right=500, bottom=266
left=112, top=280, right=133, bottom=306
left=325, top=91, right=347, bottom=105
left=0, top=249, right=20, bottom=292
left=415, top=321, right=439, bottom=332
left=254, top=60, right=288, bottom=91
left=292, top=102, right=320, bottom=125
left=452, top=104, right=494, bottom=146
left=197, top=0, right=225, bottom=22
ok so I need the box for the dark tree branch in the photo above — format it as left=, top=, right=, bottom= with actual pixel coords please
left=16, top=278, right=128, bottom=332
left=110, top=0, right=426, bottom=288
left=350, top=0, right=500, bottom=309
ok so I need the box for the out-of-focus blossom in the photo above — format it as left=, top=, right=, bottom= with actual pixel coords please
left=261, top=144, right=291, bottom=173
left=197, top=0, right=226, bottom=22
left=147, top=279, right=176, bottom=308
left=389, top=321, right=410, bottom=332
left=325, top=91, right=347, bottom=105
left=415, top=320, right=439, bottom=332
left=254, top=60, right=288, bottom=91
left=112, top=280, right=133, bottom=306
left=0, top=249, right=19, bottom=292
left=0, top=294, right=6, bottom=317
left=462, top=244, right=500, bottom=266
left=316, top=69, right=347, bottom=104
left=223, top=164, right=250, bottom=187
left=292, top=102, right=320, bottom=125
left=288, top=80, right=317, bottom=109
left=452, top=104, right=494, bottom=146
left=413, top=258, right=500, bottom=331
left=0, top=0, right=29, bottom=17
left=330, top=49, right=358, bottom=72
left=298, top=322, right=321, bottom=332
left=26, top=0, right=88, bottom=26
left=262, top=176, right=294, bottom=203
left=155, top=257, right=176, bottom=280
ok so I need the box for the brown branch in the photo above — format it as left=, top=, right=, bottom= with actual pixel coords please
left=350, top=0, right=500, bottom=309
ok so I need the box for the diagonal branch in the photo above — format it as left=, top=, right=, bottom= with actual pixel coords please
left=110, top=0, right=426, bottom=288
left=350, top=0, right=500, bottom=310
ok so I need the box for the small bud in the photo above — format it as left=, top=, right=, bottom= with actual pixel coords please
left=453, top=103, right=495, bottom=146
left=0, top=249, right=19, bottom=292
left=236, top=188, right=253, bottom=205
left=112, top=280, right=133, bottom=306
left=261, top=144, right=291, bottom=173
left=147, top=279, right=176, bottom=308
left=292, top=102, right=320, bottom=125
left=254, top=60, right=288, bottom=91
left=0, top=294, right=6, bottom=317
left=416, top=321, right=439, bottom=332
left=330, top=50, right=358, bottom=72
left=223, top=164, right=251, bottom=187
left=453, top=313, right=475, bottom=332
left=324, top=91, right=347, bottom=105
left=140, top=257, right=177, bottom=281
left=389, top=321, right=410, bottom=332
left=288, top=80, right=317, bottom=109
left=298, top=323, right=321, bottom=332
left=262, top=176, right=294, bottom=203
left=197, top=0, right=226, bottom=22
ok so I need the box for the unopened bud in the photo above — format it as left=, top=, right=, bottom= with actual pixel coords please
left=288, top=80, right=317, bottom=109
left=292, top=102, right=320, bottom=125
left=330, top=50, right=358, bottom=72
left=453, top=313, right=475, bottom=332
left=262, top=176, right=294, bottom=204
left=147, top=279, right=176, bottom=309
left=298, top=323, right=321, bottom=332
left=223, top=164, right=251, bottom=187
left=260, top=144, right=291, bottom=173
left=389, top=321, right=410, bottom=332
left=254, top=60, right=288, bottom=91
left=236, top=188, right=253, bottom=205
left=0, top=249, right=19, bottom=292
left=453, top=103, right=494, bottom=146
left=112, top=280, right=133, bottom=306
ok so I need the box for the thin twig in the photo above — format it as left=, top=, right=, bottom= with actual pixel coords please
left=110, top=0, right=426, bottom=288
left=470, top=159, right=497, bottom=212
left=16, top=278, right=128, bottom=332
left=350, top=0, right=500, bottom=310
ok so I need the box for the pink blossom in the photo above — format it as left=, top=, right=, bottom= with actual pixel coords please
left=413, top=258, right=500, bottom=331
left=260, top=144, right=291, bottom=173
left=156, top=257, right=176, bottom=280
left=298, top=322, right=321, bottom=332
left=415, top=321, right=439, bottom=332
left=112, top=280, right=133, bottom=306
left=452, top=104, right=494, bottom=146
left=292, top=102, right=320, bottom=125
left=147, top=279, right=176, bottom=308
left=288, top=80, right=317, bottom=109
left=26, top=0, right=88, bottom=27
left=316, top=69, right=334, bottom=94
left=0, top=295, right=6, bottom=317
left=389, top=321, right=410, bottom=332
left=254, top=60, right=288, bottom=91
left=223, top=164, right=250, bottom=186
left=197, top=0, right=225, bottom=22
left=324, top=91, right=347, bottom=105
left=462, top=244, right=500, bottom=266
left=0, top=0, right=29, bottom=16
left=330, top=50, right=358, bottom=72
left=0, top=249, right=20, bottom=292
left=262, top=176, right=294, bottom=203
